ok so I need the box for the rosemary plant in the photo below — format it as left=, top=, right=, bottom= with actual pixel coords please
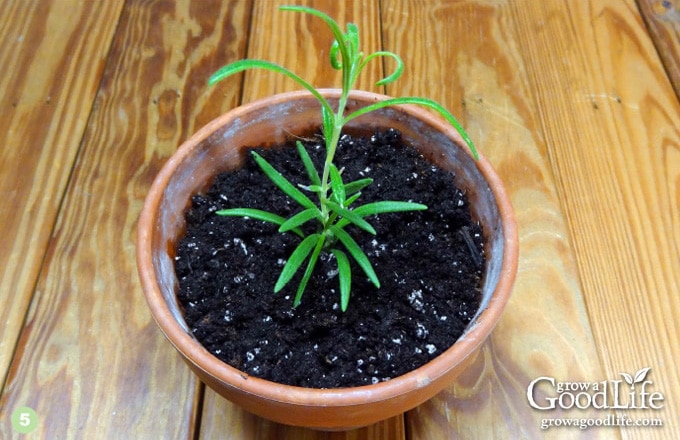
left=210, top=5, right=478, bottom=311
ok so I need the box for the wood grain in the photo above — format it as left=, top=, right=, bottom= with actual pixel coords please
left=637, top=0, right=680, bottom=98
left=509, top=0, right=680, bottom=437
left=0, top=0, right=252, bottom=438
left=381, top=0, right=611, bottom=438
left=2, top=0, right=678, bottom=438
left=0, top=0, right=124, bottom=389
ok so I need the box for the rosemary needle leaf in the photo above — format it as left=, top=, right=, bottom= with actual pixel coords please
left=252, top=151, right=316, bottom=210
left=326, top=201, right=376, bottom=235
left=279, top=208, right=323, bottom=232
left=330, top=225, right=379, bottom=288
left=293, top=235, right=325, bottom=307
left=331, top=249, right=352, bottom=312
left=353, top=200, right=428, bottom=216
left=216, top=208, right=304, bottom=238
left=296, top=141, right=321, bottom=187
left=275, top=234, right=322, bottom=293
left=334, top=201, right=427, bottom=230
left=343, top=177, right=373, bottom=195
left=329, top=164, right=346, bottom=204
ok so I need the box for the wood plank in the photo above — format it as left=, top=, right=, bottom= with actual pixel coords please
left=0, top=0, right=124, bottom=389
left=0, top=0, right=252, bottom=438
left=379, top=0, right=611, bottom=437
left=508, top=0, right=680, bottom=438
left=200, top=0, right=405, bottom=437
left=637, top=0, right=680, bottom=98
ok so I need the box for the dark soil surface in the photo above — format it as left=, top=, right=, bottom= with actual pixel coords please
left=175, top=129, right=484, bottom=388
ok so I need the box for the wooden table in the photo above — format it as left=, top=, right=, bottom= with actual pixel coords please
left=1, top=0, right=678, bottom=438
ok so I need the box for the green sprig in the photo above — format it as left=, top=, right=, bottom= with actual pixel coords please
left=211, top=5, right=476, bottom=311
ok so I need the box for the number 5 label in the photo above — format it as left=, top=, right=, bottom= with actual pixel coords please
left=11, top=407, right=38, bottom=434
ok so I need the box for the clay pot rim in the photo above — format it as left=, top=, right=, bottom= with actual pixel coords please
left=137, top=89, right=518, bottom=407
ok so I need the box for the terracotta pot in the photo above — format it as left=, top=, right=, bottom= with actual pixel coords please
left=137, top=89, right=518, bottom=430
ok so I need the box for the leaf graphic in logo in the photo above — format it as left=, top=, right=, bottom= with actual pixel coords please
left=621, top=372, right=634, bottom=387
left=634, top=367, right=651, bottom=383
left=621, top=368, right=651, bottom=390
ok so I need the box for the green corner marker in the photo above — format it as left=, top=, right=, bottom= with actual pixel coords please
left=11, top=406, right=38, bottom=434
